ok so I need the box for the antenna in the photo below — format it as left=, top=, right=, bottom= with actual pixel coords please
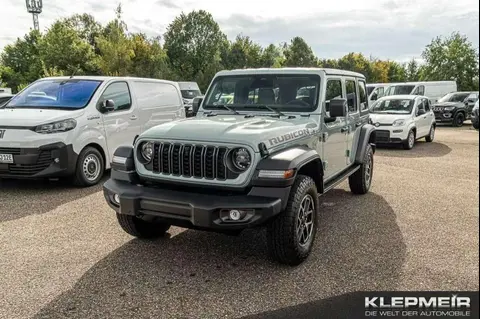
left=70, top=65, right=80, bottom=78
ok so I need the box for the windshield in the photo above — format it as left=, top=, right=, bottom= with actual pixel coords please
left=385, top=85, right=415, bottom=96
left=370, top=98, right=415, bottom=114
left=203, top=74, right=320, bottom=113
left=181, top=89, right=201, bottom=99
left=438, top=92, right=470, bottom=103
left=5, top=79, right=102, bottom=110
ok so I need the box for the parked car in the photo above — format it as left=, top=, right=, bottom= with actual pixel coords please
left=103, top=67, right=377, bottom=266
left=383, top=81, right=457, bottom=105
left=178, top=81, right=202, bottom=105
left=0, top=93, right=14, bottom=108
left=472, top=100, right=479, bottom=130
left=0, top=76, right=185, bottom=186
left=366, top=83, right=389, bottom=105
left=432, top=91, right=479, bottom=127
left=369, top=95, right=436, bottom=150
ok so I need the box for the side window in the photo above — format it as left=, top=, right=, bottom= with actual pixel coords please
left=358, top=80, right=368, bottom=111
left=416, top=99, right=426, bottom=115
left=415, top=85, right=425, bottom=95
left=345, top=79, right=357, bottom=113
left=424, top=99, right=431, bottom=111
left=377, top=87, right=384, bottom=98
left=101, top=82, right=132, bottom=111
left=325, top=79, right=343, bottom=115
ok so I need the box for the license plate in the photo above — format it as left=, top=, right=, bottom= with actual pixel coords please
left=0, top=154, right=14, bottom=164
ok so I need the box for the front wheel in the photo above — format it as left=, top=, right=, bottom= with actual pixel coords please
left=403, top=130, right=415, bottom=150
left=425, top=125, right=435, bottom=142
left=72, top=146, right=105, bottom=187
left=266, top=175, right=319, bottom=266
left=117, top=214, right=171, bottom=239
left=453, top=112, right=464, bottom=127
left=349, top=143, right=374, bottom=195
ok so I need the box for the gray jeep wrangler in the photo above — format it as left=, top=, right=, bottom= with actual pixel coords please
left=103, top=68, right=376, bottom=266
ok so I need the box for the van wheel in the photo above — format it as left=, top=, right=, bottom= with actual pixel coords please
left=266, top=175, right=318, bottom=266
left=72, top=146, right=105, bottom=187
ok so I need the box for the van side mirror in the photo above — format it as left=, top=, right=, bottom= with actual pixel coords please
left=192, top=96, right=203, bottom=115
left=329, top=98, right=348, bottom=118
left=100, top=99, right=115, bottom=113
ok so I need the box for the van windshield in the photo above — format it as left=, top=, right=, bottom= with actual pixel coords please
left=5, top=79, right=102, bottom=110
left=181, top=90, right=202, bottom=99
left=203, top=74, right=320, bottom=113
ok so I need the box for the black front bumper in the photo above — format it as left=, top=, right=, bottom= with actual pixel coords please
left=103, top=178, right=290, bottom=231
left=0, top=142, right=77, bottom=179
left=374, top=130, right=403, bottom=144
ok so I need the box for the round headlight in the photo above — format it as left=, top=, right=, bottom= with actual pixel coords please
left=141, top=142, right=154, bottom=162
left=232, top=148, right=251, bottom=171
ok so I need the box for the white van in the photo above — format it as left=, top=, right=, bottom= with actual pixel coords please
left=177, top=81, right=202, bottom=105
left=366, top=83, right=390, bottom=105
left=0, top=87, right=12, bottom=94
left=383, top=81, right=457, bottom=104
left=0, top=76, right=185, bottom=186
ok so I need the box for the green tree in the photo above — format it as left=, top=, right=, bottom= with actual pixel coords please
left=0, top=30, right=43, bottom=92
left=318, top=58, right=339, bottom=69
left=386, top=61, right=406, bottom=82
left=129, top=34, right=170, bottom=78
left=95, top=5, right=134, bottom=76
left=163, top=10, right=227, bottom=83
left=259, top=44, right=283, bottom=68
left=282, top=37, right=317, bottom=67
left=405, top=58, right=420, bottom=81
left=40, top=20, right=99, bottom=75
left=421, top=32, right=479, bottom=90
left=222, top=34, right=263, bottom=69
left=62, top=13, right=103, bottom=49
left=337, top=53, right=372, bottom=79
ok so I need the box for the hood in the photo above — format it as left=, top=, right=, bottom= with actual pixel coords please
left=433, top=101, right=463, bottom=108
left=140, top=115, right=318, bottom=152
left=0, top=108, right=85, bottom=127
left=369, top=113, right=411, bottom=125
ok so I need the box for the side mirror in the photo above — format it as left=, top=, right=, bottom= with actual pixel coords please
left=100, top=99, right=115, bottom=113
left=371, top=93, right=378, bottom=101
left=329, top=98, right=348, bottom=118
left=192, top=96, right=203, bottom=116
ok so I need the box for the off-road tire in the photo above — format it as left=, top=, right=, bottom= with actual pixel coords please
left=266, top=175, right=319, bottom=266
left=473, top=121, right=480, bottom=130
left=403, top=130, right=415, bottom=150
left=348, top=143, right=374, bottom=195
left=453, top=112, right=465, bottom=127
left=116, top=213, right=171, bottom=239
left=425, top=125, right=435, bottom=142
left=72, top=146, right=105, bottom=187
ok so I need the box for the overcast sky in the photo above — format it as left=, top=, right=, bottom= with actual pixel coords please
left=1, top=0, right=479, bottom=62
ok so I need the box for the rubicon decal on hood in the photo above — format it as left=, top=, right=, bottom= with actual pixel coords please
left=267, top=127, right=320, bottom=147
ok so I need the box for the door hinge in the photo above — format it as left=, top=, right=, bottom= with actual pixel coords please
left=322, top=161, right=328, bottom=170
left=321, top=132, right=329, bottom=142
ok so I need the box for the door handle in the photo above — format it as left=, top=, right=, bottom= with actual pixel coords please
left=341, top=127, right=349, bottom=133
left=130, top=115, right=138, bottom=120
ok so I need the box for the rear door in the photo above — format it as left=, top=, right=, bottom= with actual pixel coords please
left=344, top=77, right=361, bottom=166
left=100, top=80, right=142, bottom=160
left=347, top=78, right=369, bottom=165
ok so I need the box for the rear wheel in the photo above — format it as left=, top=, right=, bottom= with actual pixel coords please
left=425, top=125, right=435, bottom=142
left=453, top=112, right=464, bottom=127
left=117, top=214, right=171, bottom=239
left=403, top=130, right=415, bottom=150
left=266, top=175, right=318, bottom=266
left=349, top=144, right=374, bottom=195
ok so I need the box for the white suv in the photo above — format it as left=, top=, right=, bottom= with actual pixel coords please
left=369, top=95, right=436, bottom=150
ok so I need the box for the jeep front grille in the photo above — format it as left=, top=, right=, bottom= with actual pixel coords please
left=150, top=142, right=230, bottom=180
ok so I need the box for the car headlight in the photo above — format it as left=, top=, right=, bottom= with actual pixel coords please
left=230, top=147, right=251, bottom=171
left=183, top=99, right=191, bottom=105
left=140, top=141, right=154, bottom=162
left=34, top=119, right=77, bottom=134
left=392, top=119, right=405, bottom=127
left=444, top=106, right=455, bottom=111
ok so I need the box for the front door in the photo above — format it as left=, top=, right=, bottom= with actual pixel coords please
left=99, top=81, right=141, bottom=161
left=414, top=98, right=430, bottom=137
left=321, top=77, right=348, bottom=181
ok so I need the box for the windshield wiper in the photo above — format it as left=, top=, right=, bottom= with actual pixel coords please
left=214, top=104, right=240, bottom=115
left=243, top=104, right=286, bottom=117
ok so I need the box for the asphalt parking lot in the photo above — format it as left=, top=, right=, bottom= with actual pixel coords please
left=1, top=125, right=478, bottom=319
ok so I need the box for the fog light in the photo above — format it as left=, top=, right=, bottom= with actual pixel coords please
left=54, top=158, right=60, bottom=163
left=393, top=129, right=403, bottom=133
left=113, top=194, right=120, bottom=204
left=229, top=209, right=243, bottom=220
left=219, top=209, right=254, bottom=222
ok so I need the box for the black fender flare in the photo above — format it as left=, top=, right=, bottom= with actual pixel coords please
left=355, top=124, right=376, bottom=164
left=252, top=145, right=323, bottom=188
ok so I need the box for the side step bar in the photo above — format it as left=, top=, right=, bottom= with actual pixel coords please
left=322, top=165, right=361, bottom=194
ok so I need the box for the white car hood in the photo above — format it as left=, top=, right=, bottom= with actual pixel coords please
left=0, top=108, right=85, bottom=127
left=370, top=113, right=411, bottom=125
